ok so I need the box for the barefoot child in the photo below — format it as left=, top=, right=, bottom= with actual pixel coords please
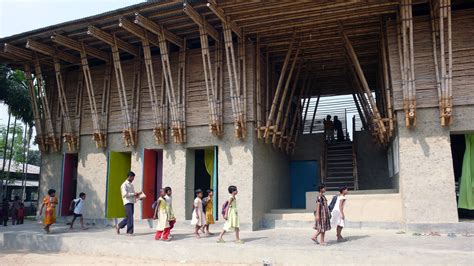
left=203, top=189, right=215, bottom=235
left=40, top=189, right=58, bottom=233
left=191, top=189, right=206, bottom=238
left=154, top=189, right=170, bottom=241
left=311, top=185, right=331, bottom=246
left=217, top=185, right=243, bottom=244
left=69, top=192, right=86, bottom=230
left=331, top=186, right=349, bottom=242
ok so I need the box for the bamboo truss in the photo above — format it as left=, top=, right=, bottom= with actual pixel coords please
left=51, top=33, right=108, bottom=148
left=134, top=13, right=187, bottom=144
left=430, top=0, right=453, bottom=127
left=398, top=0, right=416, bottom=127
left=87, top=26, right=139, bottom=147
left=341, top=24, right=388, bottom=145
left=264, top=30, right=297, bottom=142
left=184, top=3, right=223, bottom=136
left=118, top=17, right=168, bottom=144
left=23, top=63, right=46, bottom=152
left=33, top=55, right=60, bottom=152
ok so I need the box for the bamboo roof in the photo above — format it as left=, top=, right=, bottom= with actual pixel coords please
left=0, top=0, right=436, bottom=96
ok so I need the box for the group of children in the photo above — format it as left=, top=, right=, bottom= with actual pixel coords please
left=1, top=196, right=26, bottom=226
left=152, top=185, right=243, bottom=243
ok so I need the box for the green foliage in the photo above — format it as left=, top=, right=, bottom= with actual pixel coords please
left=0, top=122, right=26, bottom=163
left=0, top=64, right=33, bottom=127
left=27, top=150, right=41, bottom=166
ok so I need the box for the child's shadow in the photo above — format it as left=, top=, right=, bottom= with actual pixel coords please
left=242, top=237, right=267, bottom=243
left=327, top=235, right=370, bottom=245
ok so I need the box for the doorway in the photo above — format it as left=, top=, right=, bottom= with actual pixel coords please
left=106, top=151, right=131, bottom=218
left=142, top=149, right=163, bottom=219
left=60, top=153, right=78, bottom=216
left=451, top=134, right=474, bottom=219
left=290, top=160, right=319, bottom=209
left=194, top=147, right=218, bottom=219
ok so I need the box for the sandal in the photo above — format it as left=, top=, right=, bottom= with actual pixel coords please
left=235, top=240, right=245, bottom=244
left=216, top=238, right=226, bottom=243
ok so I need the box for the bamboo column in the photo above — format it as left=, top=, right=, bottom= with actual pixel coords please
left=131, top=52, right=142, bottom=146
left=23, top=64, right=46, bottom=152
left=255, top=34, right=263, bottom=139
left=381, top=21, right=394, bottom=138
left=285, top=71, right=309, bottom=153
left=52, top=58, right=77, bottom=151
left=264, top=30, right=297, bottom=142
left=177, top=39, right=187, bottom=143
left=399, top=0, right=417, bottom=127
left=272, top=41, right=302, bottom=145
left=279, top=58, right=305, bottom=148
left=341, top=24, right=387, bottom=143
left=33, top=56, right=60, bottom=152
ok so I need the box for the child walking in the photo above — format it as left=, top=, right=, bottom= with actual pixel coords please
left=331, top=186, right=349, bottom=242
left=191, top=189, right=206, bottom=238
left=203, top=189, right=215, bottom=235
left=217, top=185, right=243, bottom=244
left=311, top=185, right=331, bottom=246
left=154, top=189, right=171, bottom=241
left=164, top=187, right=176, bottom=237
left=70, top=192, right=86, bottom=230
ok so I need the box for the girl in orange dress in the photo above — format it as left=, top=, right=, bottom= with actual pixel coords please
left=40, top=189, right=58, bottom=233
left=203, top=189, right=215, bottom=235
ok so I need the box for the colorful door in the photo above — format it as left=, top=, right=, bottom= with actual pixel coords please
left=290, top=160, right=319, bottom=209
left=106, top=152, right=131, bottom=218
left=60, top=153, right=77, bottom=216
left=142, top=149, right=163, bottom=219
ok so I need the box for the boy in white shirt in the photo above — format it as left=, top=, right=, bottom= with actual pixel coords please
left=70, top=192, right=86, bottom=230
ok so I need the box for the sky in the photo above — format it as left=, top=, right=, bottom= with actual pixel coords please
left=0, top=0, right=145, bottom=148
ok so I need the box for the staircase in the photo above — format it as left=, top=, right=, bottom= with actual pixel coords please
left=323, top=141, right=357, bottom=191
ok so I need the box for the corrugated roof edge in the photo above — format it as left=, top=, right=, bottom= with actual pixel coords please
left=0, top=0, right=171, bottom=43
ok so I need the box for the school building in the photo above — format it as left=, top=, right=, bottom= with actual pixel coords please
left=0, top=0, right=472, bottom=230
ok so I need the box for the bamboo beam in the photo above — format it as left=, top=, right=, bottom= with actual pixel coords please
left=286, top=74, right=310, bottom=153
left=118, top=17, right=160, bottom=47
left=352, top=93, right=368, bottom=130
left=51, top=33, right=109, bottom=62
left=256, top=34, right=262, bottom=139
left=134, top=13, right=184, bottom=47
left=183, top=2, right=219, bottom=41
left=206, top=0, right=242, bottom=38
left=26, top=39, right=79, bottom=64
left=380, top=21, right=394, bottom=137
left=87, top=26, right=139, bottom=56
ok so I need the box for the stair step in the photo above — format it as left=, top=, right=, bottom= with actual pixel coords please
left=327, top=149, right=352, bottom=154
left=327, top=166, right=353, bottom=170
left=327, top=161, right=353, bottom=166
left=325, top=176, right=354, bottom=180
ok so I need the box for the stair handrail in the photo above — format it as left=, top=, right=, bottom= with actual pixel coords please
left=352, top=115, right=359, bottom=190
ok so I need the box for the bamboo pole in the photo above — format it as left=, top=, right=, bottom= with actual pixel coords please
left=264, top=30, right=296, bottom=142
left=256, top=34, right=263, bottom=139
left=381, top=22, right=394, bottom=137
left=53, top=58, right=76, bottom=151
left=272, top=41, right=302, bottom=145
left=111, top=35, right=134, bottom=147
left=352, top=93, right=368, bottom=130
left=430, top=0, right=444, bottom=126
left=23, top=64, right=46, bottom=152
left=265, top=50, right=270, bottom=122
left=33, top=56, right=60, bottom=152
left=309, top=95, right=320, bottom=134
left=340, top=24, right=386, bottom=142
left=279, top=58, right=305, bottom=148
left=286, top=74, right=309, bottom=153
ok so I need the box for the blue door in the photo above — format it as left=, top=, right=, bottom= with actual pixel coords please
left=290, top=161, right=319, bottom=209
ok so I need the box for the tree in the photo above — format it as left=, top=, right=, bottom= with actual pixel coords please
left=0, top=64, right=34, bottom=201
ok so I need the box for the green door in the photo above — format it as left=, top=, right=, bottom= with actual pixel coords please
left=106, top=151, right=131, bottom=218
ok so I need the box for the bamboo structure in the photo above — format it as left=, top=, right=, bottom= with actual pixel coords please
left=23, top=64, right=46, bottom=152
left=264, top=30, right=297, bottom=142
left=430, top=0, right=453, bottom=126
left=51, top=33, right=108, bottom=148
left=340, top=24, right=388, bottom=144
left=184, top=3, right=223, bottom=137
left=134, top=13, right=187, bottom=143
left=118, top=17, right=168, bottom=144
left=380, top=21, right=395, bottom=138
left=285, top=73, right=309, bottom=153
left=25, top=39, right=79, bottom=151
left=33, top=55, right=60, bottom=152
left=398, top=0, right=416, bottom=127
left=87, top=26, right=139, bottom=147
